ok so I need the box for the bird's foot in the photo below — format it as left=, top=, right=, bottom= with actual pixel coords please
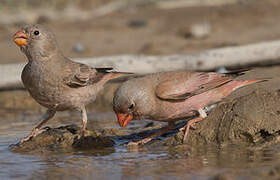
left=179, top=123, right=196, bottom=131
left=80, top=128, right=86, bottom=138
left=127, top=138, right=152, bottom=147
left=20, top=128, right=40, bottom=143
left=180, top=116, right=204, bottom=143
left=181, top=125, right=190, bottom=143
left=127, top=125, right=172, bottom=147
left=127, top=141, right=142, bottom=147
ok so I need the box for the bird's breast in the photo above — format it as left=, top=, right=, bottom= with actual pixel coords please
left=21, top=62, right=99, bottom=110
left=22, top=62, right=65, bottom=109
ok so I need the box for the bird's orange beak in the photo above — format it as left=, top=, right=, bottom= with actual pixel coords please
left=117, top=113, right=133, bottom=127
left=13, top=30, right=27, bottom=46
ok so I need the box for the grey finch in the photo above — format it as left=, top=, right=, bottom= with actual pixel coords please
left=13, top=24, right=130, bottom=143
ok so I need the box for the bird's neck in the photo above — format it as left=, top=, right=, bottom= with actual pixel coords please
left=24, top=47, right=64, bottom=63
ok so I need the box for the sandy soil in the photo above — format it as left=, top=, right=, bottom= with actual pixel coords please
left=1, top=0, right=280, bottom=64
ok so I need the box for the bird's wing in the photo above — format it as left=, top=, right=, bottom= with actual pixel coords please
left=155, top=72, right=232, bottom=100
left=64, top=63, right=113, bottom=88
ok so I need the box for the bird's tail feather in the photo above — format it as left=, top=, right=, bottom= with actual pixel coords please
left=106, top=72, right=134, bottom=81
left=218, top=78, right=268, bottom=97
left=231, top=78, right=268, bottom=91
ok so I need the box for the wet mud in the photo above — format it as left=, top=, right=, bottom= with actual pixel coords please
left=9, top=125, right=114, bottom=154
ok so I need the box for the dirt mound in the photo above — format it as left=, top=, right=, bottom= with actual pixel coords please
left=168, top=89, right=280, bottom=147
left=10, top=124, right=114, bottom=154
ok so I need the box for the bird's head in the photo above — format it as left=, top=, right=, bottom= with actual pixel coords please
left=13, top=24, right=60, bottom=61
left=113, top=79, right=153, bottom=127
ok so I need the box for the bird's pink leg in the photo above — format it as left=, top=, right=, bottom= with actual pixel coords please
left=128, top=122, right=174, bottom=146
left=81, top=107, right=88, bottom=137
left=20, top=109, right=56, bottom=143
left=181, top=109, right=207, bottom=142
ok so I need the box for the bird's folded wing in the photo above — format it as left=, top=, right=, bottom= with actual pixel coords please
left=64, top=63, right=113, bottom=88
left=155, top=72, right=232, bottom=100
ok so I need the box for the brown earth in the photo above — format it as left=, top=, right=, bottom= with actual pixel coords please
left=2, top=0, right=280, bottom=64
left=10, top=124, right=114, bottom=154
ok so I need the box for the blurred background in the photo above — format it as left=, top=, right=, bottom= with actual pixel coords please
left=1, top=0, right=280, bottom=64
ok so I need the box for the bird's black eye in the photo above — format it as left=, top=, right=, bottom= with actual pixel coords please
left=128, top=104, right=134, bottom=110
left=34, top=30, right=40, bottom=36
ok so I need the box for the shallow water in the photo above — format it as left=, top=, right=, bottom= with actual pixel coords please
left=1, top=109, right=280, bottom=180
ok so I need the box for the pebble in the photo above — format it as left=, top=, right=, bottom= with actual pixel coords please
left=72, top=43, right=85, bottom=53
left=190, top=22, right=211, bottom=39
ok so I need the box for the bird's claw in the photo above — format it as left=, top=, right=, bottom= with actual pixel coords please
left=127, top=141, right=140, bottom=146
left=179, top=123, right=196, bottom=132
left=190, top=123, right=197, bottom=130
left=179, top=124, right=192, bottom=142
left=127, top=139, right=147, bottom=147
left=20, top=128, right=40, bottom=144
left=20, top=136, right=32, bottom=144
left=80, top=130, right=85, bottom=138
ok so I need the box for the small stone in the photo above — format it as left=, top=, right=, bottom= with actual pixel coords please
left=211, top=174, right=236, bottom=180
left=72, top=43, right=85, bottom=53
left=127, top=19, right=147, bottom=28
left=179, top=22, right=211, bottom=39
left=36, top=15, right=50, bottom=24
left=189, top=22, right=211, bottom=39
left=216, top=67, right=228, bottom=73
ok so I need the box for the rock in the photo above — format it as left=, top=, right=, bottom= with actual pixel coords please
left=36, top=15, right=50, bottom=24
left=9, top=124, right=115, bottom=154
left=190, top=22, right=211, bottom=39
left=72, top=43, right=85, bottom=53
left=178, top=22, right=211, bottom=39
left=127, top=19, right=147, bottom=28
left=138, top=42, right=162, bottom=54
left=216, top=67, right=229, bottom=73
left=211, top=174, right=237, bottom=180
left=167, top=89, right=280, bottom=147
